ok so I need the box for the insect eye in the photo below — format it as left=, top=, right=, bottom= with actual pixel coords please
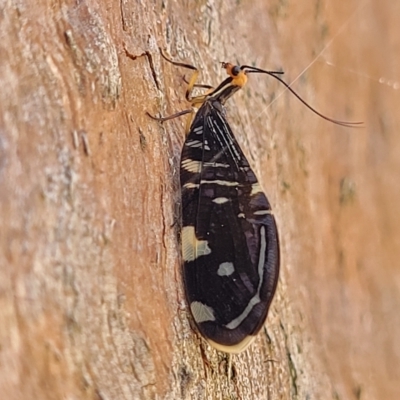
left=232, top=65, right=241, bottom=76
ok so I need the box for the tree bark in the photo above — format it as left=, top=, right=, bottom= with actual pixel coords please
left=1, top=1, right=399, bottom=399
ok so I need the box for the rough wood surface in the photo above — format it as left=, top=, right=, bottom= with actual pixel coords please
left=1, top=1, right=399, bottom=399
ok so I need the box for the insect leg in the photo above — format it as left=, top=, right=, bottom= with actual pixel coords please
left=146, top=109, right=193, bottom=123
left=159, top=48, right=214, bottom=105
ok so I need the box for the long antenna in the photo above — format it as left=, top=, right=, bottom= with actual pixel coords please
left=243, top=66, right=363, bottom=128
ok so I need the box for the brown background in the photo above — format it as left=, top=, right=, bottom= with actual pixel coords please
left=0, top=0, right=399, bottom=399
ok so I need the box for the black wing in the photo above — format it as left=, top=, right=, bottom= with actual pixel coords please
left=180, top=101, right=279, bottom=352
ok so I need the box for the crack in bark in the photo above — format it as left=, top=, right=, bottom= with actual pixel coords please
left=144, top=51, right=160, bottom=91
left=123, top=47, right=160, bottom=91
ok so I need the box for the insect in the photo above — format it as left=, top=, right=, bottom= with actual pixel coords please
left=148, top=50, right=360, bottom=353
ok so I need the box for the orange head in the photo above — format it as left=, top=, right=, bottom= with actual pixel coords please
left=221, top=62, right=248, bottom=88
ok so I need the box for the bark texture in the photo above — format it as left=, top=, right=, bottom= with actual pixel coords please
left=1, top=0, right=399, bottom=399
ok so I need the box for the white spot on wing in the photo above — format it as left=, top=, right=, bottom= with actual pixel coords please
left=186, top=140, right=202, bottom=148
left=217, top=262, right=235, bottom=276
left=254, top=210, right=272, bottom=215
left=213, top=197, right=229, bottom=204
left=183, top=182, right=199, bottom=189
left=182, top=226, right=212, bottom=262
left=191, top=301, right=216, bottom=323
left=203, top=162, right=230, bottom=168
left=251, top=183, right=263, bottom=196
left=182, top=159, right=202, bottom=173
left=225, top=226, right=267, bottom=330
left=185, top=139, right=210, bottom=150
left=200, top=180, right=238, bottom=187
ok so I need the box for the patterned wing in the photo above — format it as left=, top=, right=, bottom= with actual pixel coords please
left=180, top=101, right=279, bottom=352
